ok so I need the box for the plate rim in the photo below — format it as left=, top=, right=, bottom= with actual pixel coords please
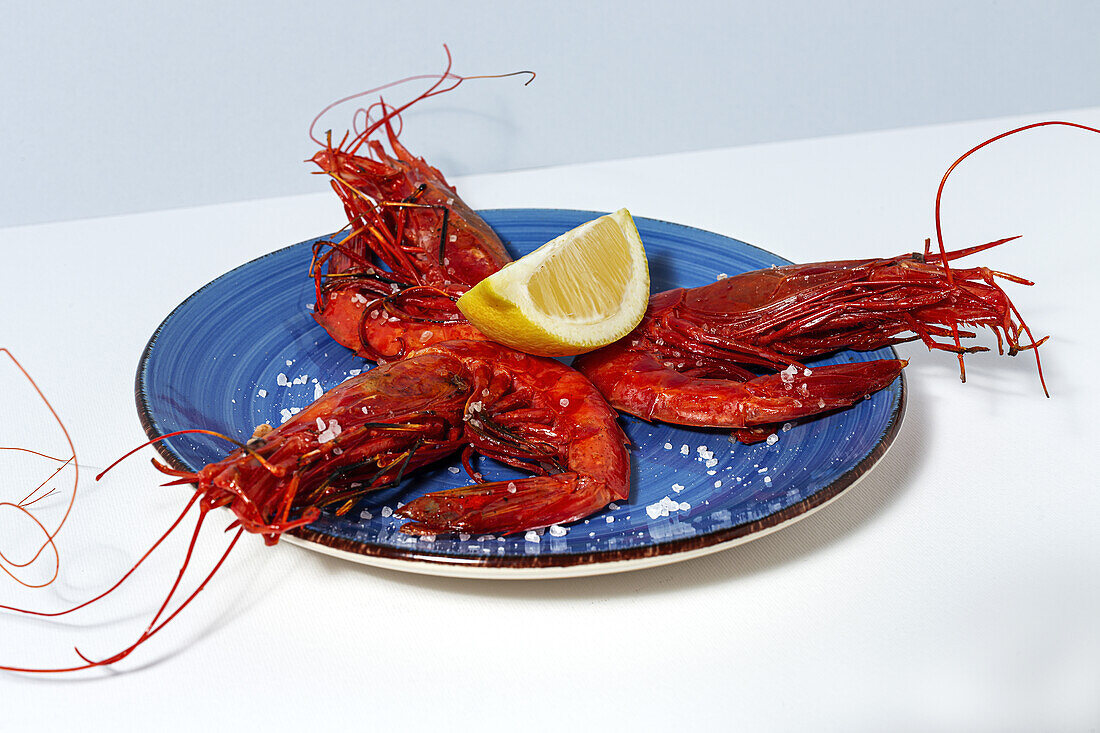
left=134, top=208, right=907, bottom=577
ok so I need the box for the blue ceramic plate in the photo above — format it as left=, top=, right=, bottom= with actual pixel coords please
left=137, top=210, right=904, bottom=578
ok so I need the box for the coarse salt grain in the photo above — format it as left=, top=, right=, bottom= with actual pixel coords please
left=714, top=480, right=723, bottom=488
left=314, top=383, right=323, bottom=400
left=276, top=373, right=288, bottom=387
left=447, top=466, right=460, bottom=474
left=381, top=506, right=393, bottom=517
left=549, top=524, right=567, bottom=537
left=765, top=433, right=779, bottom=445
left=524, top=531, right=540, bottom=543
left=680, top=444, right=689, bottom=455
left=664, top=443, right=673, bottom=450
left=605, top=516, right=614, bottom=523
left=672, top=483, right=685, bottom=492
left=257, top=389, right=267, bottom=398
left=559, top=398, right=569, bottom=407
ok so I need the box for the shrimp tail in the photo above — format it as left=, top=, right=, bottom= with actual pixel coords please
left=397, top=473, right=618, bottom=536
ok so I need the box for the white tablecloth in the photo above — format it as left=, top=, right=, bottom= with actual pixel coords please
left=2, top=108, right=1099, bottom=731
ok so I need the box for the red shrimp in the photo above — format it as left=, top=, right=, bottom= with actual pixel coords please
left=0, top=340, right=626, bottom=672
left=574, top=121, right=1100, bottom=439
left=308, top=48, right=528, bottom=361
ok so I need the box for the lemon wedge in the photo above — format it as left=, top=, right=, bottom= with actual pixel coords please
left=457, top=208, right=650, bottom=356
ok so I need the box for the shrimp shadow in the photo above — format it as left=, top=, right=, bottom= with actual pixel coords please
left=304, top=382, right=929, bottom=600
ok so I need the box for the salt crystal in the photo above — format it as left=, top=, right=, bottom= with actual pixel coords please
left=359, top=510, right=373, bottom=520
left=664, top=443, right=673, bottom=450
left=524, top=531, right=540, bottom=543
left=381, top=506, right=393, bottom=517
left=716, top=273, right=728, bottom=280
left=803, top=368, right=812, bottom=376
left=672, top=483, right=685, bottom=492
left=447, top=466, right=460, bottom=474
left=764, top=476, right=772, bottom=485
left=257, top=389, right=267, bottom=398
left=314, top=383, right=323, bottom=400
left=680, top=444, right=689, bottom=455
left=705, top=458, right=718, bottom=468
left=285, top=359, right=293, bottom=366
left=459, top=533, right=471, bottom=542
left=605, top=516, right=614, bottom=524
left=559, top=398, right=569, bottom=408
left=678, top=502, right=691, bottom=512
left=765, top=433, right=779, bottom=445
left=549, top=524, right=567, bottom=537
left=782, top=422, right=793, bottom=432
left=507, top=482, right=517, bottom=494
left=316, top=418, right=327, bottom=431
left=276, top=373, right=288, bottom=387
left=714, top=480, right=723, bottom=488
left=758, top=467, right=768, bottom=473
left=449, top=234, right=457, bottom=242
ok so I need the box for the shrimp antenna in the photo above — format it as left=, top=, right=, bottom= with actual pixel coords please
left=96, top=428, right=280, bottom=482
left=0, top=349, right=78, bottom=589
left=308, top=44, right=534, bottom=147
left=932, top=121, right=1100, bottom=394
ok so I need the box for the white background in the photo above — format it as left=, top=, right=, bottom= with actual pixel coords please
left=2, top=0, right=1099, bottom=227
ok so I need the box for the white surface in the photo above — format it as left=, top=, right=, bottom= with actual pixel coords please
left=2, top=108, right=1099, bottom=730
left=3, top=1, right=1100, bottom=226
